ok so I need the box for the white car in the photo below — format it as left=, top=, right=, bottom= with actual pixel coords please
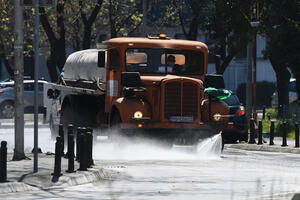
left=0, top=80, right=48, bottom=118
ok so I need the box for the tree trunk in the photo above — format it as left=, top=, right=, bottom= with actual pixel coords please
left=269, top=54, right=290, bottom=117
left=187, top=14, right=199, bottom=41
left=0, top=54, right=13, bottom=78
left=80, top=0, right=103, bottom=49
left=216, top=54, right=235, bottom=74
left=39, top=1, right=66, bottom=82
left=46, top=57, right=58, bottom=83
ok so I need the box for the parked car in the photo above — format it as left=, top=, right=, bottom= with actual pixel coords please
left=222, top=94, right=248, bottom=143
left=0, top=79, right=14, bottom=88
left=0, top=80, right=48, bottom=118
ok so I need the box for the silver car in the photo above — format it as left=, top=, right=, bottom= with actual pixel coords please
left=0, top=80, right=47, bottom=118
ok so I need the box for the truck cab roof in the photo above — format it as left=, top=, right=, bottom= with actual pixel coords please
left=105, top=37, right=208, bottom=52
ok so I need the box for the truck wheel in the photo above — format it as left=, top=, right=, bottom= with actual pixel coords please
left=240, top=131, right=249, bottom=142
left=110, top=110, right=123, bottom=141
left=60, top=103, right=74, bottom=137
left=111, top=110, right=122, bottom=128
left=0, top=101, right=14, bottom=118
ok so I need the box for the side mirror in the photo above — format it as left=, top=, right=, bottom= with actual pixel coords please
left=121, top=72, right=142, bottom=87
left=98, top=51, right=105, bottom=68
left=204, top=74, right=225, bottom=89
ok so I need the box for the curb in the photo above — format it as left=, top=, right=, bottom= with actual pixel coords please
left=226, top=143, right=300, bottom=154
left=47, top=168, right=116, bottom=188
left=0, top=122, right=49, bottom=129
left=0, top=168, right=117, bottom=194
left=0, top=182, right=38, bottom=194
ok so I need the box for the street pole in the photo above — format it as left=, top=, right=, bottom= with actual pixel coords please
left=252, top=26, right=257, bottom=122
left=33, top=0, right=39, bottom=173
left=250, top=0, right=260, bottom=122
left=13, top=0, right=25, bottom=161
left=246, top=42, right=252, bottom=122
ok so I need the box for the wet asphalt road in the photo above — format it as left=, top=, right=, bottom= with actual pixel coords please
left=1, top=127, right=300, bottom=200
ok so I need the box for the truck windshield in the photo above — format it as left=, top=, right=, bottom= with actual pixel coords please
left=125, top=48, right=204, bottom=75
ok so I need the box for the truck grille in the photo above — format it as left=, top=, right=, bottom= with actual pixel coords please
left=164, top=81, right=198, bottom=120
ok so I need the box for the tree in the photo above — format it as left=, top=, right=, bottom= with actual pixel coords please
left=204, top=0, right=252, bottom=74
left=172, top=0, right=207, bottom=41
left=0, top=0, right=16, bottom=77
left=161, top=0, right=252, bottom=74
left=80, top=0, right=103, bottom=49
left=39, top=1, right=66, bottom=82
left=261, top=0, right=300, bottom=109
left=101, top=0, right=143, bottom=38
left=39, top=0, right=103, bottom=82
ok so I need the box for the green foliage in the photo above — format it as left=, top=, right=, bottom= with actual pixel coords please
left=101, top=0, right=143, bottom=37
left=265, top=108, right=278, bottom=119
left=274, top=119, right=295, bottom=138
left=262, top=118, right=295, bottom=139
left=0, top=0, right=14, bottom=59
left=204, top=0, right=252, bottom=63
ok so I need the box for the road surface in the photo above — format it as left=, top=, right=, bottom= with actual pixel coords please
left=0, top=127, right=300, bottom=199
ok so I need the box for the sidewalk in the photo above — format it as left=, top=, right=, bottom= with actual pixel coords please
left=0, top=153, right=117, bottom=194
left=226, top=137, right=300, bottom=154
left=0, top=114, right=49, bottom=128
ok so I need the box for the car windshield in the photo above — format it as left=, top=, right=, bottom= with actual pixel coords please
left=223, top=95, right=240, bottom=106
left=125, top=48, right=204, bottom=75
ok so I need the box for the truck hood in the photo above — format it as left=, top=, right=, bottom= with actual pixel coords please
left=140, top=75, right=204, bottom=89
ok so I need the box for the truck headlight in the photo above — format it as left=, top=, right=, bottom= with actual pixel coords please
left=213, top=113, right=222, bottom=121
left=133, top=111, right=143, bottom=119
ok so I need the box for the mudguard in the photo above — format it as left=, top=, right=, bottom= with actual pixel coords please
left=112, top=97, right=151, bottom=123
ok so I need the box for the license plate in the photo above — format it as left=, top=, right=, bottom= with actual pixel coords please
left=169, top=116, right=194, bottom=123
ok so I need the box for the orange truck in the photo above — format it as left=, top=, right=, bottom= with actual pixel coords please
left=47, top=35, right=232, bottom=146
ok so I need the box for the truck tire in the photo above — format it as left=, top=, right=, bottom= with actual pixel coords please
left=111, top=111, right=121, bottom=127
left=60, top=103, right=74, bottom=137
left=240, top=131, right=249, bottom=142
left=110, top=110, right=123, bottom=141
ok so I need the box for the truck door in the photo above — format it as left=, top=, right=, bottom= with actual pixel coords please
left=105, top=48, right=121, bottom=113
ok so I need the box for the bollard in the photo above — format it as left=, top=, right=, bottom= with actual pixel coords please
left=248, top=118, right=256, bottom=144
left=78, top=130, right=88, bottom=171
left=52, top=136, right=63, bottom=177
left=86, top=128, right=94, bottom=168
left=258, top=120, right=263, bottom=145
left=58, top=124, right=64, bottom=156
left=269, top=121, right=275, bottom=145
left=0, top=141, right=7, bottom=182
left=76, top=127, right=85, bottom=161
left=281, top=121, right=288, bottom=147
left=66, top=125, right=75, bottom=173
left=262, top=106, right=266, bottom=120
left=65, top=124, right=73, bottom=159
left=295, top=123, right=299, bottom=148
left=278, top=105, right=283, bottom=118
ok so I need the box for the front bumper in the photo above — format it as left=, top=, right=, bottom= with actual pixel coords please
left=121, top=119, right=233, bottom=130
